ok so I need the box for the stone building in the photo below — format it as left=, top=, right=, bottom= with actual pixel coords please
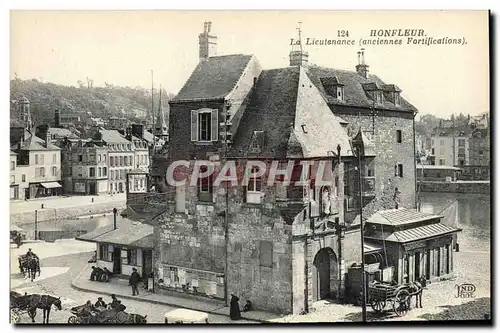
left=65, top=140, right=109, bottom=195
left=468, top=127, right=490, bottom=166
left=430, top=126, right=471, bottom=167
left=125, top=22, right=420, bottom=315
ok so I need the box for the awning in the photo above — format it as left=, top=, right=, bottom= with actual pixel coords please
left=364, top=242, right=383, bottom=254
left=385, top=223, right=461, bottom=243
left=76, top=217, right=154, bottom=249
left=41, top=182, right=62, bottom=189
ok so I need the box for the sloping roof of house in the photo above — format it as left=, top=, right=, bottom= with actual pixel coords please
left=76, top=218, right=154, bottom=248
left=99, top=129, right=130, bottom=144
left=10, top=131, right=60, bottom=151
left=367, top=208, right=443, bottom=226
left=306, top=66, right=417, bottom=112
left=385, top=223, right=461, bottom=243
left=230, top=66, right=353, bottom=159
left=229, top=67, right=300, bottom=159
left=48, top=127, right=79, bottom=139
left=172, top=54, right=253, bottom=102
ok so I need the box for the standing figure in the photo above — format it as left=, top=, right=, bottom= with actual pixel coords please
left=229, top=293, right=242, bottom=320
left=129, top=268, right=141, bottom=296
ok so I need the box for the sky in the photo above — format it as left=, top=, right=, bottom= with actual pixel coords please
left=10, top=10, right=489, bottom=118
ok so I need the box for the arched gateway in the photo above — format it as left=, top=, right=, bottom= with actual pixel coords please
left=312, top=247, right=338, bottom=301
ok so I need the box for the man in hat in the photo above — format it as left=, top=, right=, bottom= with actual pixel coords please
left=109, top=294, right=120, bottom=309
left=229, top=293, right=242, bottom=320
left=129, top=268, right=141, bottom=296
left=95, top=297, right=106, bottom=309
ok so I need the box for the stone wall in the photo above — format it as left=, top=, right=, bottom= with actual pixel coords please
left=419, top=181, right=490, bottom=194
left=336, top=108, right=416, bottom=209
left=11, top=201, right=126, bottom=225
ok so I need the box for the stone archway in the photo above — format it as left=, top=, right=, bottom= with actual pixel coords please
left=312, top=247, right=338, bottom=301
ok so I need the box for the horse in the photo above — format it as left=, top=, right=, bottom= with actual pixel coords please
left=25, top=294, right=62, bottom=324
left=10, top=292, right=37, bottom=322
left=95, top=309, right=147, bottom=324
left=19, top=255, right=41, bottom=282
left=405, top=277, right=427, bottom=309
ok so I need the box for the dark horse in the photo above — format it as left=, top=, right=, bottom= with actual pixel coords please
left=25, top=294, right=62, bottom=323
left=19, top=255, right=41, bottom=282
left=11, top=292, right=37, bottom=322
left=406, top=277, right=427, bottom=309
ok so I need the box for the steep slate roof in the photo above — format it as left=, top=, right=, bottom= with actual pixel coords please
left=367, top=208, right=443, bottom=226
left=230, top=67, right=300, bottom=159
left=307, top=66, right=417, bottom=112
left=10, top=131, right=60, bottom=151
left=230, top=66, right=352, bottom=159
left=172, top=54, right=253, bottom=102
left=99, top=129, right=130, bottom=144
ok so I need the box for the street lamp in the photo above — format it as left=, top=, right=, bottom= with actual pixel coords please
left=353, top=144, right=367, bottom=322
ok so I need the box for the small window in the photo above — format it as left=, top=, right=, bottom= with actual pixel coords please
left=479, top=150, right=484, bottom=156
left=53, top=153, right=57, bottom=164
left=22, top=174, right=26, bottom=182
left=90, top=167, right=96, bottom=177
left=103, top=167, right=107, bottom=177
left=440, top=140, right=444, bottom=146
left=10, top=161, right=15, bottom=170
left=397, top=164, right=403, bottom=177
left=35, top=154, right=39, bottom=164
left=199, top=112, right=212, bottom=141
left=99, top=244, right=111, bottom=261
left=396, top=130, right=402, bottom=143
left=40, top=167, right=45, bottom=177
left=40, top=155, right=44, bottom=164
left=127, top=249, right=137, bottom=266
left=98, top=167, right=102, bottom=177
left=52, top=166, right=56, bottom=177
left=78, top=155, right=83, bottom=162
left=431, top=148, right=435, bottom=155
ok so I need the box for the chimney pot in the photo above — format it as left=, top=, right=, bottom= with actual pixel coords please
left=199, top=21, right=217, bottom=61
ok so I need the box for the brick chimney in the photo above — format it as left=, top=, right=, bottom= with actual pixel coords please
left=198, top=21, right=217, bottom=61
left=54, top=109, right=61, bottom=128
left=45, top=131, right=51, bottom=148
left=355, top=48, right=369, bottom=79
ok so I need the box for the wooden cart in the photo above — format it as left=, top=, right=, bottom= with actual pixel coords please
left=368, top=282, right=411, bottom=317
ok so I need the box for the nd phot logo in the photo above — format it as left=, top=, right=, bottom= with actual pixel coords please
left=455, top=283, right=476, bottom=298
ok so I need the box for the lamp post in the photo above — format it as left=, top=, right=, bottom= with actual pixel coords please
left=113, top=207, right=118, bottom=230
left=354, top=145, right=367, bottom=322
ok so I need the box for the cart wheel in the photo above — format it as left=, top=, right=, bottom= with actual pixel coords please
left=370, top=299, right=386, bottom=313
left=393, top=289, right=410, bottom=316
left=11, top=310, right=20, bottom=324
left=68, top=316, right=78, bottom=324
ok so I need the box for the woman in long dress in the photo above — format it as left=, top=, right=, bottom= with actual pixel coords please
left=229, top=294, right=241, bottom=320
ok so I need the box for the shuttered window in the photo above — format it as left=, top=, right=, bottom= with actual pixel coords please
left=191, top=109, right=218, bottom=142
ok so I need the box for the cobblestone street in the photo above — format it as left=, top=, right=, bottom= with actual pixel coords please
left=10, top=242, right=257, bottom=324
left=270, top=250, right=490, bottom=322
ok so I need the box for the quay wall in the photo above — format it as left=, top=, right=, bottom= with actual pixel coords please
left=418, top=181, right=490, bottom=195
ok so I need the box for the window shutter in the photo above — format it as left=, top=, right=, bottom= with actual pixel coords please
left=211, top=109, right=218, bottom=141
left=191, top=110, right=198, bottom=142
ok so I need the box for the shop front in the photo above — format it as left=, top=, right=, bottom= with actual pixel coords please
left=76, top=218, right=154, bottom=279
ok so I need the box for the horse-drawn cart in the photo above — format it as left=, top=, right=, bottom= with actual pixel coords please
left=68, top=305, right=147, bottom=324
left=368, top=282, right=411, bottom=317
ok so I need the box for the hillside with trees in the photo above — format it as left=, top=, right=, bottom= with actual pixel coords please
left=10, top=77, right=174, bottom=128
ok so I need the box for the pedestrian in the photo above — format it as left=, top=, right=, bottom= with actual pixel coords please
left=129, top=267, right=141, bottom=296
left=95, top=297, right=106, bottom=309
left=89, top=266, right=103, bottom=281
left=229, top=293, right=242, bottom=320
left=109, top=294, right=119, bottom=309
left=242, top=300, right=253, bottom=312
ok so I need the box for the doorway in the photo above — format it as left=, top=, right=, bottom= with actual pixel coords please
left=142, top=249, right=153, bottom=278
left=312, top=247, right=338, bottom=301
left=89, top=183, right=96, bottom=195
left=113, top=247, right=121, bottom=274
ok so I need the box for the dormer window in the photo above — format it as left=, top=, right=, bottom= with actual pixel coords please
left=394, top=92, right=401, bottom=106
left=320, top=77, right=345, bottom=102
left=374, top=91, right=383, bottom=104
left=249, top=130, right=265, bottom=153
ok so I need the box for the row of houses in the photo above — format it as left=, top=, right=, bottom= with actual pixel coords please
left=77, top=21, right=462, bottom=315
left=9, top=96, right=168, bottom=199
